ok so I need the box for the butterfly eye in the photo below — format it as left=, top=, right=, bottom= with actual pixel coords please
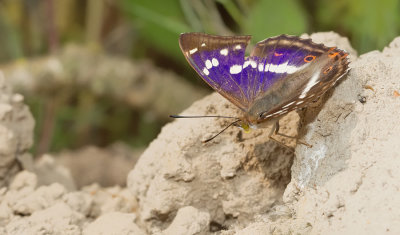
left=323, top=66, right=333, bottom=74
left=304, top=55, right=316, bottom=63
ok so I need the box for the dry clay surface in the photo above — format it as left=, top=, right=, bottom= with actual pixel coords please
left=1, top=32, right=400, bottom=234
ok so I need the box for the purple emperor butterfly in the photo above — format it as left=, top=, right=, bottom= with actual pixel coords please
left=173, top=33, right=350, bottom=144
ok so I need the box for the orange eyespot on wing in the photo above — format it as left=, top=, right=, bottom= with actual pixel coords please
left=323, top=66, right=333, bottom=74
left=304, top=55, right=316, bottom=63
left=328, top=52, right=340, bottom=58
left=327, top=47, right=336, bottom=52
left=274, top=52, right=283, bottom=56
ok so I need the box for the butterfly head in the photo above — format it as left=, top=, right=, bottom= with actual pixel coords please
left=240, top=113, right=276, bottom=130
left=238, top=121, right=251, bottom=133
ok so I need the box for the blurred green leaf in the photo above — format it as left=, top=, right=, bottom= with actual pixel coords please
left=216, top=0, right=245, bottom=26
left=121, top=0, right=191, bottom=60
left=242, top=0, right=308, bottom=42
left=316, top=0, right=400, bottom=53
left=0, top=3, right=24, bottom=61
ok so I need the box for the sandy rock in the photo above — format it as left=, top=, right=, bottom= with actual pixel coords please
left=230, top=222, right=271, bottom=235
left=56, top=144, right=142, bottom=188
left=1, top=170, right=139, bottom=233
left=62, top=191, right=93, bottom=216
left=0, top=171, right=38, bottom=226
left=81, top=184, right=138, bottom=218
left=6, top=202, right=84, bottom=235
left=277, top=35, right=400, bottom=234
left=83, top=212, right=145, bottom=235
left=223, top=31, right=400, bottom=235
left=127, top=32, right=357, bottom=233
left=12, top=182, right=66, bottom=215
left=128, top=91, right=297, bottom=231
left=9, top=170, right=37, bottom=192
left=34, top=154, right=76, bottom=191
left=162, top=206, right=210, bottom=235
left=0, top=71, right=34, bottom=188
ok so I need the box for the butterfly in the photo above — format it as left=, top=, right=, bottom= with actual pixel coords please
left=173, top=33, right=350, bottom=144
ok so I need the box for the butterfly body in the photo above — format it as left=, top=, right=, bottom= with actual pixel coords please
left=179, top=33, right=349, bottom=133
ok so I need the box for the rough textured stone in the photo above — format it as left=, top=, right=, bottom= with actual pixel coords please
left=281, top=34, right=400, bottom=234
left=127, top=91, right=297, bottom=231
left=83, top=212, right=145, bottom=235
left=162, top=206, right=210, bottom=235
left=0, top=72, right=34, bottom=188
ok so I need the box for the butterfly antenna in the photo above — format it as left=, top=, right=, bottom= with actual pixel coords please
left=170, top=115, right=238, bottom=119
left=202, top=120, right=241, bottom=143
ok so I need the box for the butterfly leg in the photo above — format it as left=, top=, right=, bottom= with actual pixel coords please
left=271, top=121, right=313, bottom=148
left=268, top=122, right=294, bottom=150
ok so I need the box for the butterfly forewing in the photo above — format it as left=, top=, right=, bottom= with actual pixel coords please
left=179, top=33, right=251, bottom=111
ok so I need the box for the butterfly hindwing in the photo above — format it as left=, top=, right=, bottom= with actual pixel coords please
left=250, top=36, right=350, bottom=120
left=247, top=35, right=328, bottom=101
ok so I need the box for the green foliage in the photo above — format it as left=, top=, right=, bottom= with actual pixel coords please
left=123, top=0, right=400, bottom=57
left=0, top=2, right=24, bottom=61
left=122, top=0, right=309, bottom=62
left=242, top=0, right=308, bottom=42
left=316, top=0, right=400, bottom=53
left=122, top=0, right=191, bottom=61
left=28, top=90, right=164, bottom=154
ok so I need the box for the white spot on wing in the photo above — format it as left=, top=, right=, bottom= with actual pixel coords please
left=288, top=63, right=310, bottom=74
left=220, top=48, right=228, bottom=56
left=235, top=45, right=241, bottom=50
left=203, top=68, right=210, bottom=75
left=189, top=48, right=198, bottom=54
left=201, top=43, right=206, bottom=47
left=212, top=58, right=219, bottom=67
left=283, top=101, right=296, bottom=108
left=265, top=110, right=286, bottom=117
left=267, top=63, right=278, bottom=73
left=264, top=114, right=274, bottom=118
left=205, top=60, right=212, bottom=69
left=299, top=71, right=321, bottom=99
left=266, top=61, right=310, bottom=74
left=243, top=60, right=258, bottom=69
left=230, top=65, right=242, bottom=74
left=265, top=63, right=271, bottom=72
left=334, top=69, right=349, bottom=85
left=258, top=63, right=264, bottom=72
